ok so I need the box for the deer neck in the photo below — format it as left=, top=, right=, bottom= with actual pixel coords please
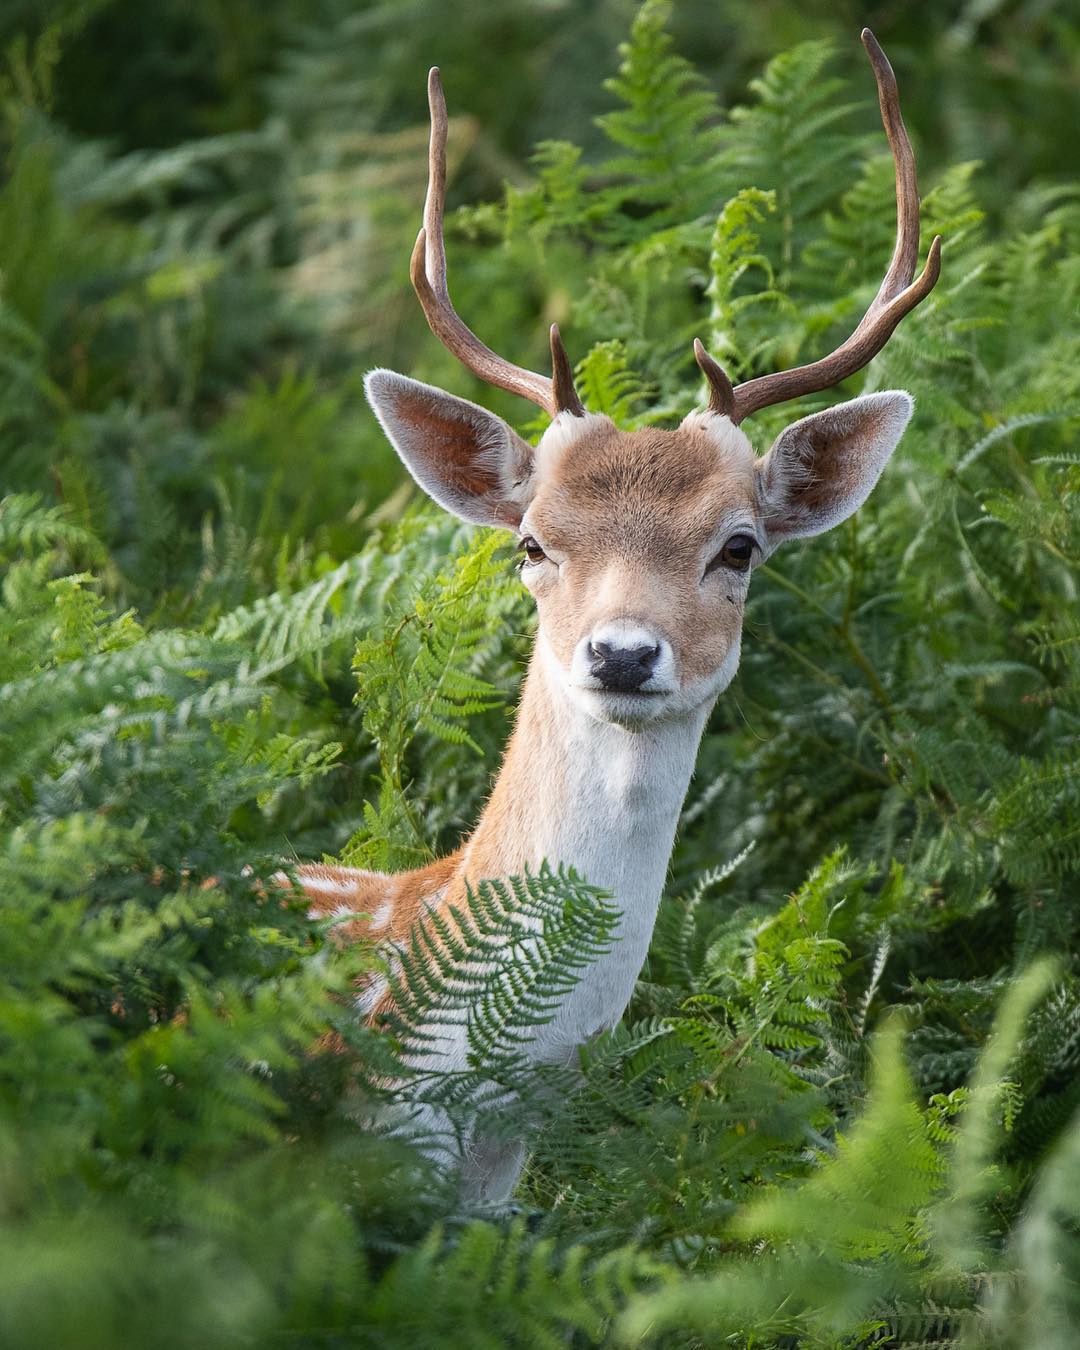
left=463, top=633, right=710, bottom=956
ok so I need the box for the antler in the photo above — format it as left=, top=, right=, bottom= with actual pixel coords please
left=410, top=68, right=585, bottom=419
left=696, top=29, right=942, bottom=426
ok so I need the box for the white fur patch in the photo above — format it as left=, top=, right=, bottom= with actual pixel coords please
left=533, top=411, right=613, bottom=476
left=356, top=974, right=389, bottom=1016
left=680, top=410, right=757, bottom=467
left=300, top=874, right=360, bottom=898
left=369, top=900, right=394, bottom=931
left=504, top=646, right=713, bottom=1062
left=312, top=901, right=363, bottom=922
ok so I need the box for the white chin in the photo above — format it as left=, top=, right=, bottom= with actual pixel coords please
left=570, top=687, right=678, bottom=729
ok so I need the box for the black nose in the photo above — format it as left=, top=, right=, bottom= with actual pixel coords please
left=588, top=640, right=661, bottom=693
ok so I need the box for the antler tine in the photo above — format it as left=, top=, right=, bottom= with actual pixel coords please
left=693, top=338, right=735, bottom=418
left=551, top=323, right=586, bottom=417
left=726, top=30, right=942, bottom=425
left=410, top=68, right=583, bottom=418
left=862, top=28, right=922, bottom=307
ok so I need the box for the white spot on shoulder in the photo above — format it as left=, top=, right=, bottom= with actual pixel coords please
left=301, top=874, right=360, bottom=898
left=306, top=900, right=356, bottom=922
left=369, top=900, right=394, bottom=930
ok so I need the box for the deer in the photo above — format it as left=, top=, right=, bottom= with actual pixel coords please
left=287, top=29, right=941, bottom=1207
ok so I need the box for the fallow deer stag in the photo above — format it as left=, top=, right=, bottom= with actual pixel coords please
left=291, top=29, right=940, bottom=1205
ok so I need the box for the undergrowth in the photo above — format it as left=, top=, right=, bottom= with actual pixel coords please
left=2, top=2, right=1078, bottom=1345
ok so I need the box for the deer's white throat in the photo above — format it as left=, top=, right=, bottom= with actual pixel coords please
left=463, top=638, right=713, bottom=1060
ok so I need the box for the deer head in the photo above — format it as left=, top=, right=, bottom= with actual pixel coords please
left=366, top=30, right=940, bottom=730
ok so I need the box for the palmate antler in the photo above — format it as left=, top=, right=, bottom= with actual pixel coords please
left=411, top=29, right=940, bottom=427
left=696, top=29, right=942, bottom=424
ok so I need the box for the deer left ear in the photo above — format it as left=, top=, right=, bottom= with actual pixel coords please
left=365, top=369, right=535, bottom=529
left=757, top=391, right=914, bottom=543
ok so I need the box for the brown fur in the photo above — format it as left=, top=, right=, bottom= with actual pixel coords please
left=526, top=420, right=757, bottom=687
left=291, top=674, right=579, bottom=1022
left=300, top=852, right=462, bottom=946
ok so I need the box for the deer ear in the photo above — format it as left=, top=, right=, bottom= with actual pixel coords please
left=757, top=391, right=914, bottom=543
left=365, top=370, right=535, bottom=528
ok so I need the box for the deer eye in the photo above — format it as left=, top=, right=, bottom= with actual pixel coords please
left=518, top=536, right=547, bottom=566
left=706, top=533, right=755, bottom=576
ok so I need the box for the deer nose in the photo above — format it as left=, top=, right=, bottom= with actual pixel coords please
left=587, top=638, right=661, bottom=692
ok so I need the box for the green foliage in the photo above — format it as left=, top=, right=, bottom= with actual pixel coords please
left=348, top=529, right=526, bottom=870
left=596, top=0, right=722, bottom=235
left=2, top=2, right=1079, bottom=1346
left=385, top=865, right=619, bottom=1064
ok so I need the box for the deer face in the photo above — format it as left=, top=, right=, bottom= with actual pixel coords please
left=518, top=412, right=760, bottom=727
left=366, top=374, right=913, bottom=728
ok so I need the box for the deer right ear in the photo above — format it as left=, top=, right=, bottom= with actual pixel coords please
left=364, top=370, right=535, bottom=528
left=757, top=391, right=913, bottom=543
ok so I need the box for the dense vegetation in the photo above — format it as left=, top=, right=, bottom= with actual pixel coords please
left=2, top=2, right=1078, bottom=1345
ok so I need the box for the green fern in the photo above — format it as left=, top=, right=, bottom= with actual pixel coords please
left=382, top=864, right=617, bottom=1061
left=346, top=527, right=526, bottom=870
left=596, top=0, right=721, bottom=236
left=3, top=5, right=1080, bottom=1345
left=575, top=339, right=651, bottom=423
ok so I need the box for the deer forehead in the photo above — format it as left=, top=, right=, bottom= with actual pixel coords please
left=526, top=411, right=761, bottom=561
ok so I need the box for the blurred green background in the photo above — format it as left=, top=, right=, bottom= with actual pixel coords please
left=30, top=0, right=1080, bottom=187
